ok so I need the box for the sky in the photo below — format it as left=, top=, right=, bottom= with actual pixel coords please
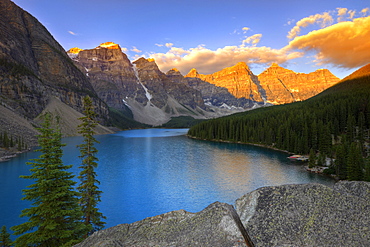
left=11, top=0, right=370, bottom=79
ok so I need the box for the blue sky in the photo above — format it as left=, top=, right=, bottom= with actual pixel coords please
left=11, top=0, right=370, bottom=78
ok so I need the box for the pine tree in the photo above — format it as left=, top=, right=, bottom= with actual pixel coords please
left=335, top=142, right=347, bottom=179
left=17, top=137, right=21, bottom=152
left=0, top=225, right=12, bottom=247
left=77, top=96, right=106, bottom=235
left=364, top=158, right=370, bottom=182
left=11, top=113, right=87, bottom=246
left=308, top=148, right=316, bottom=168
left=3, top=132, right=9, bottom=148
left=347, top=142, right=364, bottom=181
left=9, top=136, right=14, bottom=148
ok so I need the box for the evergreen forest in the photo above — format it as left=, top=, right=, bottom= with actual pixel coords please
left=188, top=66, right=370, bottom=181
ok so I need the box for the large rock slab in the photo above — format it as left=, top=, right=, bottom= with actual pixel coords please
left=75, top=202, right=251, bottom=247
left=236, top=182, right=370, bottom=246
left=75, top=182, right=370, bottom=246
left=333, top=180, right=370, bottom=200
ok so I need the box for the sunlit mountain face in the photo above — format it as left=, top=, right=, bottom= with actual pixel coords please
left=67, top=42, right=120, bottom=54
left=67, top=47, right=83, bottom=54
left=98, top=42, right=120, bottom=49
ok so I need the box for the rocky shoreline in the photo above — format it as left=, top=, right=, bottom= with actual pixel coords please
left=75, top=181, right=370, bottom=246
left=0, top=147, right=32, bottom=162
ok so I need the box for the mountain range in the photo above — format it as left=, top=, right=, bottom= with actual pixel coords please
left=68, top=42, right=339, bottom=125
left=185, top=62, right=339, bottom=105
left=1, top=0, right=340, bottom=144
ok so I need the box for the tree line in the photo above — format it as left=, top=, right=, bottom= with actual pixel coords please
left=188, top=73, right=370, bottom=181
left=1, top=96, right=105, bottom=247
left=0, top=132, right=28, bottom=151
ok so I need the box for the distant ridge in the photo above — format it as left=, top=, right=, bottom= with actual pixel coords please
left=315, top=63, right=370, bottom=97
left=341, top=63, right=370, bottom=81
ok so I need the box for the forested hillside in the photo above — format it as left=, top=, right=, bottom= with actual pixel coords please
left=188, top=65, right=370, bottom=181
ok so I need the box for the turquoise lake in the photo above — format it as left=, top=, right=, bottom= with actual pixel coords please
left=0, top=128, right=335, bottom=231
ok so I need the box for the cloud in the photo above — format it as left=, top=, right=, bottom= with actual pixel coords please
left=361, top=8, right=369, bottom=15
left=288, top=16, right=370, bottom=69
left=348, top=10, right=356, bottom=20
left=337, top=7, right=347, bottom=16
left=148, top=8, right=369, bottom=75
left=242, top=27, right=250, bottom=33
left=149, top=42, right=302, bottom=75
left=288, top=12, right=334, bottom=39
left=285, top=19, right=295, bottom=26
left=68, top=30, right=77, bottom=36
left=131, top=46, right=142, bottom=53
left=337, top=8, right=348, bottom=22
left=242, top=34, right=262, bottom=46
left=155, top=43, right=174, bottom=48
left=121, top=47, right=128, bottom=52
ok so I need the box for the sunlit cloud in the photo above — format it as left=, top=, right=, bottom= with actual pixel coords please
left=348, top=10, right=356, bottom=19
left=361, top=8, right=369, bottom=15
left=150, top=41, right=302, bottom=75
left=337, top=8, right=348, bottom=22
left=288, top=16, right=370, bottom=69
left=68, top=30, right=77, bottom=36
left=242, top=27, right=250, bottom=33
left=285, top=18, right=295, bottom=26
left=242, top=34, right=262, bottom=46
left=121, top=47, right=128, bottom=52
left=155, top=43, right=163, bottom=47
left=288, top=12, right=333, bottom=39
left=131, top=46, right=142, bottom=53
left=146, top=8, right=369, bottom=75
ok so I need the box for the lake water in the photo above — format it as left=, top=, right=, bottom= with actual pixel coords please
left=0, top=128, right=335, bottom=232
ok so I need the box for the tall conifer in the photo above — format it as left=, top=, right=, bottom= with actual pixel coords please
left=0, top=225, right=12, bottom=247
left=308, top=149, right=316, bottom=168
left=11, top=113, right=87, bottom=246
left=77, top=96, right=106, bottom=235
left=347, top=142, right=364, bottom=181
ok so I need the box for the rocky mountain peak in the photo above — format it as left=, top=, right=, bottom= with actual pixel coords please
left=76, top=43, right=132, bottom=71
left=258, top=65, right=340, bottom=104
left=185, top=62, right=264, bottom=102
left=231, top=61, right=250, bottom=70
left=259, top=63, right=294, bottom=76
left=97, top=42, right=120, bottom=50
left=67, top=47, right=83, bottom=54
left=166, top=68, right=183, bottom=77
left=133, top=57, right=160, bottom=71
left=186, top=68, right=199, bottom=78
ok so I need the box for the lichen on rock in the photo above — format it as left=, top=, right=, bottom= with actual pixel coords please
left=75, top=182, right=370, bottom=247
left=74, top=202, right=249, bottom=247
left=236, top=182, right=370, bottom=246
